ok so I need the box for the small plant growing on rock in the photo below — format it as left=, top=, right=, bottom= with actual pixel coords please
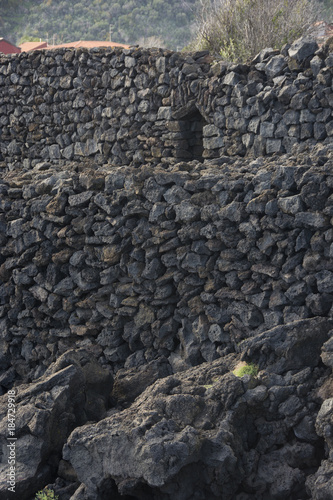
left=233, top=362, right=259, bottom=378
left=34, top=487, right=58, bottom=500
left=203, top=384, right=213, bottom=389
left=203, top=375, right=220, bottom=389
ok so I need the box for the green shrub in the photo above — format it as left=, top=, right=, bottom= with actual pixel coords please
left=233, top=362, right=259, bottom=378
left=34, top=488, right=58, bottom=500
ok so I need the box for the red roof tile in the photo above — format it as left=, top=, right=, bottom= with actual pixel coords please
left=20, top=41, right=48, bottom=51
left=47, top=40, right=130, bottom=50
left=0, top=38, right=21, bottom=54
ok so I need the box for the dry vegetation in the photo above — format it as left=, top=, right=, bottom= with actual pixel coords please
left=192, top=0, right=321, bottom=61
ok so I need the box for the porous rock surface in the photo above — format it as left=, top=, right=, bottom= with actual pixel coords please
left=64, top=317, right=332, bottom=500
left=0, top=349, right=112, bottom=499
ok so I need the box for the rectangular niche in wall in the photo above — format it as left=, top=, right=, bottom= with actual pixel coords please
left=166, top=103, right=206, bottom=162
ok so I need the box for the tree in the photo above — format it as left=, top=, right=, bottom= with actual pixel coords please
left=192, top=0, right=320, bottom=62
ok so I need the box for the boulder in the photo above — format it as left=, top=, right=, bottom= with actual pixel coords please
left=64, top=329, right=331, bottom=500
left=306, top=399, right=333, bottom=500
left=288, top=37, right=318, bottom=65
left=64, top=355, right=247, bottom=500
left=265, top=54, right=287, bottom=78
left=111, top=357, right=172, bottom=406
left=0, top=349, right=112, bottom=500
left=240, top=317, right=333, bottom=374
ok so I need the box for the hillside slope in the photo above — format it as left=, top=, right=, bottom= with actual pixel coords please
left=0, top=0, right=199, bottom=50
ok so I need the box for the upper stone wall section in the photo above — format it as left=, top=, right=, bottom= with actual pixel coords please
left=0, top=39, right=333, bottom=168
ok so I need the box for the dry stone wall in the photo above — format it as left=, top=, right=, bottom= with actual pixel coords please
left=1, top=146, right=333, bottom=386
left=0, top=46, right=211, bottom=168
left=1, top=41, right=333, bottom=500
left=0, top=38, right=333, bottom=170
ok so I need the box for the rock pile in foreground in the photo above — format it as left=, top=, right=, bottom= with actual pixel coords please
left=0, top=143, right=332, bottom=499
left=0, top=317, right=332, bottom=500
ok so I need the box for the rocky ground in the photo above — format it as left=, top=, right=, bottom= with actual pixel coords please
left=0, top=143, right=333, bottom=499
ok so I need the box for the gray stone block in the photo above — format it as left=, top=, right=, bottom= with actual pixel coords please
left=266, top=138, right=282, bottom=154
left=203, top=136, right=224, bottom=149
left=265, top=55, right=287, bottom=78
left=288, top=37, right=318, bottom=63
left=260, top=122, right=275, bottom=138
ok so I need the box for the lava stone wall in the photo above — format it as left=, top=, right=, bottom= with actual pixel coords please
left=0, top=39, right=333, bottom=169
left=0, top=46, right=211, bottom=168
left=1, top=149, right=333, bottom=388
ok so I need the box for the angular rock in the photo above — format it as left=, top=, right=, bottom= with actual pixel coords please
left=265, top=55, right=287, bottom=78
left=240, top=317, right=332, bottom=374
left=0, top=349, right=112, bottom=500
left=288, top=37, right=318, bottom=63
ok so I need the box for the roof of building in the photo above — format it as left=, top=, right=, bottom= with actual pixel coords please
left=17, top=39, right=130, bottom=52
left=0, top=37, right=21, bottom=53
left=47, top=40, right=130, bottom=50
left=19, top=41, right=48, bottom=52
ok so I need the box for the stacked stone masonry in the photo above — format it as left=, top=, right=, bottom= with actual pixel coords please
left=1, top=39, right=333, bottom=500
left=0, top=37, right=333, bottom=169
left=1, top=148, right=333, bottom=384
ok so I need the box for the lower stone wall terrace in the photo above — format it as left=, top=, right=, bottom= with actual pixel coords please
left=0, top=144, right=333, bottom=387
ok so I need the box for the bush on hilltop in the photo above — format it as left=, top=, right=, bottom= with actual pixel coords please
left=191, top=0, right=320, bottom=61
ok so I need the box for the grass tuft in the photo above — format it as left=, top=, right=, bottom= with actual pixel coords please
left=233, top=362, right=259, bottom=378
left=35, top=488, right=58, bottom=500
